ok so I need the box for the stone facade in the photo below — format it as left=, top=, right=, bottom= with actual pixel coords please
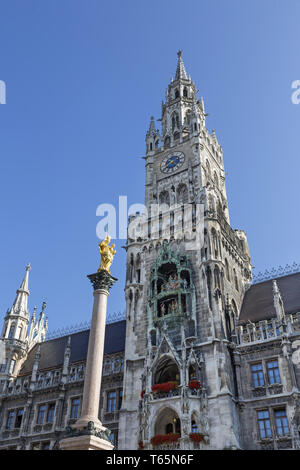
left=1, top=52, right=300, bottom=451
left=0, top=327, right=125, bottom=450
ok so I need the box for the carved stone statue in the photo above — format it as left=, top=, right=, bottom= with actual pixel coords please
left=98, top=235, right=116, bottom=274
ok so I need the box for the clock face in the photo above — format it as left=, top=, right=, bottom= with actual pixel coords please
left=160, top=152, right=185, bottom=174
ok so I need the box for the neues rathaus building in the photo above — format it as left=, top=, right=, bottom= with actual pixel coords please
left=1, top=53, right=300, bottom=451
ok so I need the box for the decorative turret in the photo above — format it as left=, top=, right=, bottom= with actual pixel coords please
left=1, top=264, right=31, bottom=341
left=27, top=301, right=48, bottom=349
left=146, top=116, right=160, bottom=154
left=160, top=51, right=206, bottom=147
left=0, top=266, right=48, bottom=380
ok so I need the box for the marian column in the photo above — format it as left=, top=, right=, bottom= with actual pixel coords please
left=60, top=236, right=117, bottom=451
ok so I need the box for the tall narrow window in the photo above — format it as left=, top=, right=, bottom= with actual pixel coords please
left=37, top=404, right=46, bottom=425
left=6, top=410, right=15, bottom=429
left=15, top=409, right=24, bottom=428
left=118, top=390, right=123, bottom=410
left=107, top=391, right=117, bottom=412
left=274, top=409, right=289, bottom=436
left=257, top=410, right=272, bottom=439
left=46, top=404, right=55, bottom=423
left=267, top=360, right=280, bottom=385
left=8, top=325, right=15, bottom=339
left=191, top=420, right=198, bottom=433
left=16, top=326, right=22, bottom=340
left=0, top=359, right=7, bottom=373
left=251, top=363, right=264, bottom=388
left=71, top=398, right=80, bottom=419
left=214, top=266, right=220, bottom=289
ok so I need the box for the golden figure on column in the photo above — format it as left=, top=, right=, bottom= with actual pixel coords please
left=98, top=235, right=116, bottom=274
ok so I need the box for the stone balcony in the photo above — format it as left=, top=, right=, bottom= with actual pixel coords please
left=143, top=385, right=205, bottom=404
left=237, top=313, right=300, bottom=346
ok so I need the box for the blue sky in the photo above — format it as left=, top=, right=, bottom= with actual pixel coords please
left=0, top=0, right=299, bottom=332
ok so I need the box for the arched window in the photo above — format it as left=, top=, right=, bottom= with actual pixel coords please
left=232, top=299, right=238, bottom=317
left=173, top=131, right=180, bottom=141
left=150, top=330, right=157, bottom=346
left=130, top=254, right=134, bottom=283
left=175, top=89, right=180, bottom=99
left=8, top=324, right=15, bottom=339
left=154, top=408, right=181, bottom=436
left=164, top=136, right=170, bottom=148
left=154, top=357, right=180, bottom=385
left=214, top=266, right=220, bottom=289
left=155, top=139, right=159, bottom=148
left=211, top=229, right=218, bottom=258
left=191, top=419, right=198, bottom=433
left=150, top=142, right=153, bottom=151
left=183, top=87, right=188, bottom=97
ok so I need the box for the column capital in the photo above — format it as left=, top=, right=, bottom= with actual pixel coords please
left=87, top=270, right=118, bottom=293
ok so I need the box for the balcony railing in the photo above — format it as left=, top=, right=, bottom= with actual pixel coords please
left=145, top=385, right=205, bottom=403
left=237, top=314, right=300, bottom=346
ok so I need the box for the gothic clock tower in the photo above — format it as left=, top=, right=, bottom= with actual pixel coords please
left=119, top=52, right=252, bottom=450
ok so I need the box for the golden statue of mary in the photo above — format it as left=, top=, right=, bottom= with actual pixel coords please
left=98, top=235, right=116, bottom=274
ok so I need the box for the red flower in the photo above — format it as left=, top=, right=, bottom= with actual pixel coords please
left=151, top=381, right=179, bottom=393
left=150, top=433, right=180, bottom=446
left=189, top=432, right=204, bottom=443
left=138, top=441, right=144, bottom=449
left=188, top=380, right=201, bottom=390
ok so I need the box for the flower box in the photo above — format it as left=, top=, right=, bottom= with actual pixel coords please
left=189, top=432, right=204, bottom=443
left=152, top=381, right=178, bottom=393
left=188, top=380, right=201, bottom=390
left=151, top=433, right=180, bottom=446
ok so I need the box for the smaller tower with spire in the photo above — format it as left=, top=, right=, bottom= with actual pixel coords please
left=0, top=265, right=48, bottom=379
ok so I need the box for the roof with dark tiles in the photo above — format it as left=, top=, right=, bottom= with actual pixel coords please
left=239, top=272, right=300, bottom=324
left=19, top=319, right=126, bottom=376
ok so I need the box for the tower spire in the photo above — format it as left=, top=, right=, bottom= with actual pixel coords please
left=175, top=50, right=188, bottom=81
left=9, top=264, right=31, bottom=318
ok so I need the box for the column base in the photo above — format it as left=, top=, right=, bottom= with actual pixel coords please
left=73, top=416, right=105, bottom=431
left=60, top=434, right=114, bottom=451
left=60, top=420, right=113, bottom=451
